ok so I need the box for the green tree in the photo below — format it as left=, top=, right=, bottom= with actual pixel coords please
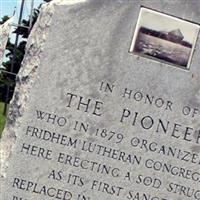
left=0, top=0, right=52, bottom=103
left=0, top=17, right=16, bottom=102
left=0, top=16, right=10, bottom=24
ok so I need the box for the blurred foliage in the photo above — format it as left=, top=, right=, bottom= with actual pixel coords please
left=0, top=102, right=6, bottom=137
left=0, top=16, right=10, bottom=24
left=0, top=0, right=52, bottom=103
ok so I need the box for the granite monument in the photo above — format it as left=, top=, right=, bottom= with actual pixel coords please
left=1, top=0, right=200, bottom=200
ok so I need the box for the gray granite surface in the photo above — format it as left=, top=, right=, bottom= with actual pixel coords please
left=0, top=0, right=200, bottom=200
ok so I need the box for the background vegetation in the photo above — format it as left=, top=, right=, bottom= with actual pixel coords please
left=0, top=0, right=51, bottom=137
left=0, top=102, right=6, bottom=137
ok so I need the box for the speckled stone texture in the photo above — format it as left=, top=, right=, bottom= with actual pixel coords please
left=0, top=0, right=200, bottom=200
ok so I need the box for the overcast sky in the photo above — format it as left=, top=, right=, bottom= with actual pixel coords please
left=138, top=7, right=199, bottom=44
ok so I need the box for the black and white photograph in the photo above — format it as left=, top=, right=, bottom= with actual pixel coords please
left=130, top=7, right=199, bottom=69
left=1, top=1, right=200, bottom=200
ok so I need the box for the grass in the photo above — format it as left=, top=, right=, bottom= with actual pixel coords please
left=0, top=102, right=6, bottom=138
